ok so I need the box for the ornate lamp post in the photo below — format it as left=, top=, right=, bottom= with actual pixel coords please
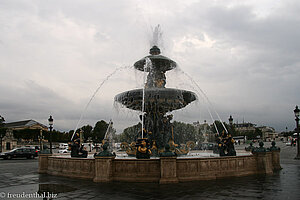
left=294, top=106, right=300, bottom=159
left=228, top=115, right=234, bottom=134
left=39, top=129, right=43, bottom=151
left=48, top=115, right=54, bottom=154
left=229, top=115, right=233, bottom=126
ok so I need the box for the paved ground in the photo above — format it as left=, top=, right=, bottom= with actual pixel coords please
left=0, top=141, right=299, bottom=200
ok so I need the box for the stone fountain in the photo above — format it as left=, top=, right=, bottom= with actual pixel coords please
left=38, top=45, right=281, bottom=184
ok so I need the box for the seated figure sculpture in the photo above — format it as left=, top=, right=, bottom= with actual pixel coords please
left=216, top=131, right=236, bottom=156
left=69, top=131, right=88, bottom=158
left=136, top=138, right=151, bottom=159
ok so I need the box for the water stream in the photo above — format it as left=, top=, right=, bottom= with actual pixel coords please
left=141, top=58, right=151, bottom=138
left=71, top=65, right=133, bottom=141
left=175, top=67, right=229, bottom=134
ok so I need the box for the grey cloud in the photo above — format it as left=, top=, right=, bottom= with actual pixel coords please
left=0, top=0, right=299, bottom=133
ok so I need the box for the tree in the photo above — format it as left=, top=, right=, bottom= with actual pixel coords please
left=118, top=121, right=200, bottom=144
left=246, top=128, right=262, bottom=140
left=119, top=123, right=141, bottom=143
left=0, top=115, right=4, bottom=125
left=93, top=120, right=109, bottom=142
left=81, top=125, right=93, bottom=141
left=195, top=128, right=204, bottom=143
left=210, top=120, right=230, bottom=135
left=49, top=130, right=71, bottom=142
left=13, top=129, right=40, bottom=141
left=172, top=121, right=197, bottom=144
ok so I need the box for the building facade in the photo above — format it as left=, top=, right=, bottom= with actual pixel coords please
left=1, top=119, right=48, bottom=152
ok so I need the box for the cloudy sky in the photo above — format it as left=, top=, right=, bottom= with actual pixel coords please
left=0, top=0, right=299, bottom=133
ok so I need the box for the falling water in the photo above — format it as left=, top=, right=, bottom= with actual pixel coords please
left=71, top=65, right=133, bottom=141
left=141, top=58, right=152, bottom=138
left=174, top=67, right=228, bottom=134
left=104, top=119, right=113, bottom=140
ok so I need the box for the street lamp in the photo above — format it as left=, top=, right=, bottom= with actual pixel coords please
left=228, top=115, right=234, bottom=134
left=39, top=129, right=43, bottom=151
left=48, top=115, right=53, bottom=154
left=228, top=115, right=233, bottom=126
left=294, top=106, right=300, bottom=159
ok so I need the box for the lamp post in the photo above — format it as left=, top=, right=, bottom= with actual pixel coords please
left=228, top=115, right=233, bottom=134
left=294, top=106, right=300, bottom=159
left=229, top=115, right=233, bottom=126
left=39, top=129, right=43, bottom=151
left=48, top=115, right=53, bottom=154
left=285, top=126, right=288, bottom=142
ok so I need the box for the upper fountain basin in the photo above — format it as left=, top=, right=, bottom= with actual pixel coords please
left=134, top=55, right=177, bottom=72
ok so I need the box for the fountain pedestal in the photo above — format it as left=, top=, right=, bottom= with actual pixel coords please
left=159, top=157, right=178, bottom=184
left=38, top=154, right=52, bottom=174
left=94, top=156, right=115, bottom=182
left=253, top=152, right=273, bottom=174
left=271, top=150, right=282, bottom=171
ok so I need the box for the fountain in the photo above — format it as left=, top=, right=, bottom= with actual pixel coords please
left=38, top=39, right=281, bottom=184
left=115, top=45, right=197, bottom=157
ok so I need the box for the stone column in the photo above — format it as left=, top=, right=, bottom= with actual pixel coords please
left=93, top=156, right=114, bottom=182
left=159, top=157, right=178, bottom=184
left=271, top=150, right=282, bottom=171
left=38, top=154, right=52, bottom=174
left=254, top=152, right=273, bottom=174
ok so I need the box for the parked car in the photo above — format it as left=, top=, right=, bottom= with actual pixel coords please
left=198, top=143, right=215, bottom=150
left=286, top=141, right=292, bottom=146
left=59, top=143, right=69, bottom=149
left=58, top=148, right=70, bottom=154
left=0, top=147, right=38, bottom=159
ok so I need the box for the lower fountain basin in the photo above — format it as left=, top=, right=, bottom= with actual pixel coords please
left=39, top=150, right=281, bottom=184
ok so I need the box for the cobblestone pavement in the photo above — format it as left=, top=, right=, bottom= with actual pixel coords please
left=0, top=141, right=299, bottom=200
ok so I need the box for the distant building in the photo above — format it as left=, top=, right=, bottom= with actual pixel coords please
left=258, top=126, right=278, bottom=140
left=1, top=119, right=48, bottom=152
left=234, top=122, right=256, bottom=133
left=4, top=119, right=48, bottom=131
left=228, top=116, right=277, bottom=140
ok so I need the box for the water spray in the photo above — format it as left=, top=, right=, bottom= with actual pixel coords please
left=71, top=65, right=133, bottom=141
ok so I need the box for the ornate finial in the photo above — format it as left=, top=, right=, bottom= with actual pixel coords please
left=259, top=141, right=264, bottom=148
left=268, top=141, right=280, bottom=151
left=253, top=141, right=269, bottom=153
left=149, top=46, right=161, bottom=55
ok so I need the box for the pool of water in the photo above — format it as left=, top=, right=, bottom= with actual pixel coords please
left=53, top=150, right=252, bottom=159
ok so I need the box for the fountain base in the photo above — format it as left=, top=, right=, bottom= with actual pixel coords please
left=39, top=150, right=281, bottom=184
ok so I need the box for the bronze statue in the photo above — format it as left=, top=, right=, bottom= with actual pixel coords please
left=136, top=139, right=151, bottom=159
left=216, top=131, right=236, bottom=156
left=70, top=130, right=88, bottom=158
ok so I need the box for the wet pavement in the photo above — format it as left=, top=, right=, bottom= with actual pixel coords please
left=0, top=141, right=300, bottom=200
